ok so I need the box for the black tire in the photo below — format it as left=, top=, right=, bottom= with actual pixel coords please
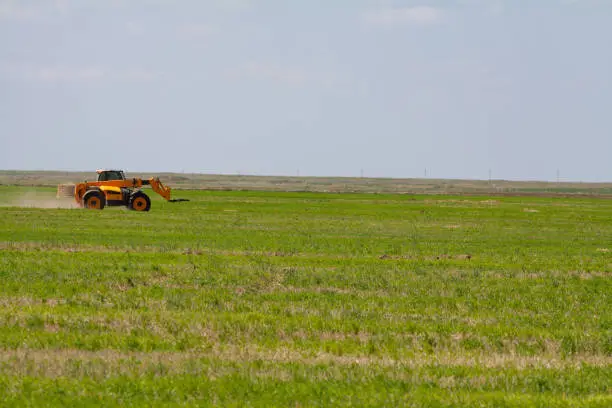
left=82, top=190, right=106, bottom=210
left=129, top=192, right=151, bottom=212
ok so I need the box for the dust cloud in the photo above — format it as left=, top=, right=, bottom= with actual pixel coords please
left=1, top=191, right=79, bottom=209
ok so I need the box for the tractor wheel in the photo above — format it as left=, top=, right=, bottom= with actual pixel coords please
left=82, top=190, right=106, bottom=210
left=129, top=192, right=151, bottom=212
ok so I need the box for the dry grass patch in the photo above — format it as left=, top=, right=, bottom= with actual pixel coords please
left=0, top=347, right=610, bottom=379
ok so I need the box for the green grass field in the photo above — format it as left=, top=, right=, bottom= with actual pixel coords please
left=0, top=185, right=610, bottom=406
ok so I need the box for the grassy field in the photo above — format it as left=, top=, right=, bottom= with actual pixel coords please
left=0, top=185, right=610, bottom=406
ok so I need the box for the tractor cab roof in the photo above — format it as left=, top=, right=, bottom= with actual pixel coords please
left=96, top=169, right=124, bottom=174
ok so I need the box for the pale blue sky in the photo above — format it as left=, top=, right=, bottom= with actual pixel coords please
left=1, top=0, right=611, bottom=181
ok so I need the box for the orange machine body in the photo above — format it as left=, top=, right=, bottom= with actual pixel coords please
left=57, top=169, right=173, bottom=211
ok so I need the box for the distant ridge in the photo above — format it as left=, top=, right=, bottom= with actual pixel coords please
left=1, top=170, right=611, bottom=196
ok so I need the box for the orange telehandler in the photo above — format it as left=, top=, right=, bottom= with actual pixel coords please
left=57, top=169, right=187, bottom=211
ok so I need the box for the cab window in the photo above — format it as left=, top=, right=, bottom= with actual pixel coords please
left=98, top=171, right=125, bottom=182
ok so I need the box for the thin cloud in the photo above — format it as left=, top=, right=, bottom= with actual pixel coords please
left=361, top=6, right=445, bottom=26
left=37, top=66, right=106, bottom=82
left=0, top=1, right=41, bottom=20
left=0, top=0, right=68, bottom=21
left=0, top=64, right=161, bottom=83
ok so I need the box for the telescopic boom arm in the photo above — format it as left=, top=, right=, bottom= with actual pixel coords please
left=145, top=177, right=172, bottom=201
